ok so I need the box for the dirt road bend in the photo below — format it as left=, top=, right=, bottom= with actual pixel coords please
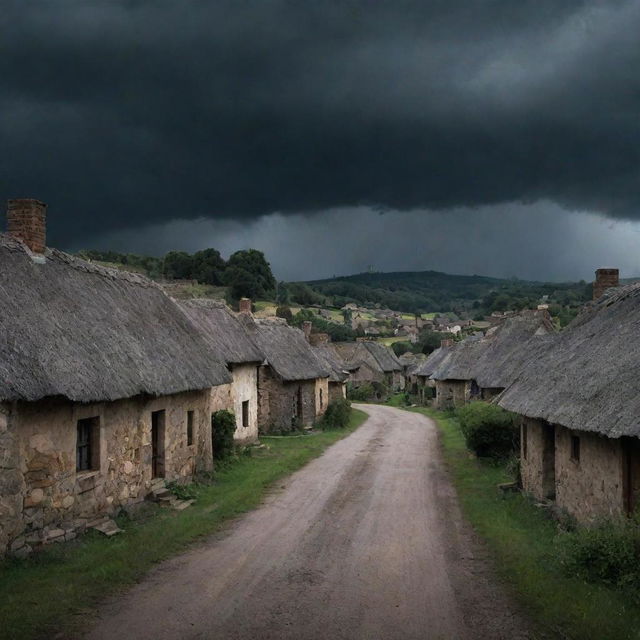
left=86, top=404, right=532, bottom=640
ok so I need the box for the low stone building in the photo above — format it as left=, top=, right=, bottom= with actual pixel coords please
left=407, top=344, right=452, bottom=404
left=239, top=317, right=331, bottom=433
left=0, top=200, right=233, bottom=556
left=180, top=299, right=265, bottom=444
left=333, top=340, right=405, bottom=395
left=309, top=334, right=349, bottom=403
left=498, top=280, right=640, bottom=523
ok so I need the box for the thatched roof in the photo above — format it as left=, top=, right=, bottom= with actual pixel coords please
left=239, top=316, right=330, bottom=381
left=498, top=284, right=640, bottom=438
left=472, top=310, right=555, bottom=389
left=313, top=343, right=349, bottom=383
left=0, top=235, right=231, bottom=403
left=179, top=299, right=264, bottom=365
left=431, top=336, right=487, bottom=381
left=333, top=341, right=402, bottom=374
left=411, top=346, right=452, bottom=378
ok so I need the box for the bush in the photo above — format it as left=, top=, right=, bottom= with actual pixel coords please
left=211, top=410, right=236, bottom=461
left=558, top=517, right=640, bottom=597
left=455, top=402, right=518, bottom=459
left=320, top=398, right=352, bottom=429
left=348, top=383, right=374, bottom=401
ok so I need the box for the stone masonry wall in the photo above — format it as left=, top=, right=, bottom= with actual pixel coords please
left=435, top=380, right=469, bottom=410
left=2, top=388, right=231, bottom=556
left=230, top=364, right=259, bottom=444
left=315, top=377, right=329, bottom=417
left=520, top=417, right=557, bottom=501
left=555, top=426, right=624, bottom=523
left=257, top=366, right=317, bottom=433
left=328, top=381, right=346, bottom=403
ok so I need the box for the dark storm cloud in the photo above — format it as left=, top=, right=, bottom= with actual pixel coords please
left=1, top=1, right=639, bottom=247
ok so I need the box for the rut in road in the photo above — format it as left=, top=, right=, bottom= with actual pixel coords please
left=86, top=404, right=533, bottom=640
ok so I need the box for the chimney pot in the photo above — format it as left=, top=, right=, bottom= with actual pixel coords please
left=238, top=298, right=252, bottom=314
left=593, top=268, right=619, bottom=300
left=6, top=199, right=47, bottom=254
left=302, top=320, right=312, bottom=341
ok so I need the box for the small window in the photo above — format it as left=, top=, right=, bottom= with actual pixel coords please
left=76, top=417, right=100, bottom=472
left=242, top=400, right=249, bottom=429
left=522, top=423, right=528, bottom=460
left=571, top=435, right=581, bottom=462
left=186, top=410, right=194, bottom=446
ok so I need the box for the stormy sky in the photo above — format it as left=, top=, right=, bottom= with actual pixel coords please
left=1, top=1, right=639, bottom=281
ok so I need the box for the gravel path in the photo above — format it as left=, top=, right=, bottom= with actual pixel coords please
left=86, top=404, right=533, bottom=640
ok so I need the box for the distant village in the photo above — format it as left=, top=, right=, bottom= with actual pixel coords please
left=0, top=199, right=635, bottom=559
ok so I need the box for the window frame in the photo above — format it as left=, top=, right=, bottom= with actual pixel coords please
left=76, top=416, right=100, bottom=472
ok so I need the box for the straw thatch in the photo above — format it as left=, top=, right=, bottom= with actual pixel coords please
left=498, top=284, right=640, bottom=438
left=179, top=299, right=264, bottom=365
left=472, top=310, right=555, bottom=389
left=0, top=235, right=232, bottom=403
left=313, top=343, right=349, bottom=383
left=333, top=341, right=402, bottom=374
left=430, top=335, right=487, bottom=381
left=239, top=316, right=330, bottom=381
left=410, top=345, right=453, bottom=378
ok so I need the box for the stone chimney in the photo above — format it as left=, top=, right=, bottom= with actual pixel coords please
left=302, top=321, right=312, bottom=342
left=593, top=268, right=619, bottom=300
left=238, top=298, right=252, bottom=314
left=7, top=199, right=47, bottom=254
left=309, top=332, right=330, bottom=346
left=441, top=339, right=454, bottom=348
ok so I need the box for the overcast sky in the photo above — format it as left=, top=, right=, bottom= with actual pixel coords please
left=2, top=1, right=639, bottom=281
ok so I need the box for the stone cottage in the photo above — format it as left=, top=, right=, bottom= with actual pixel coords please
left=238, top=316, right=331, bottom=433
left=497, top=281, right=640, bottom=524
left=333, top=340, right=405, bottom=395
left=308, top=334, right=349, bottom=403
left=0, top=199, right=234, bottom=556
left=179, top=298, right=265, bottom=444
left=407, top=342, right=453, bottom=404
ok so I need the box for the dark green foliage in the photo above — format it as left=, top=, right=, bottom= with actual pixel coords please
left=275, top=281, right=291, bottom=305
left=163, top=251, right=195, bottom=279
left=211, top=410, right=236, bottom=461
left=191, top=248, right=226, bottom=285
left=165, top=481, right=198, bottom=501
left=320, top=398, right=352, bottom=429
left=558, top=517, right=640, bottom=597
left=288, top=282, right=326, bottom=306
left=225, top=249, right=276, bottom=301
left=391, top=340, right=413, bottom=356
left=455, top=402, right=518, bottom=459
left=275, top=305, right=294, bottom=322
left=347, top=383, right=374, bottom=401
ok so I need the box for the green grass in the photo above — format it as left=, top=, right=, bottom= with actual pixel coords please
left=412, top=407, right=640, bottom=640
left=376, top=336, right=408, bottom=346
left=0, top=409, right=368, bottom=640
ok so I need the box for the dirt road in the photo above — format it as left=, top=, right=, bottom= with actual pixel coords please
left=86, top=404, right=532, bottom=640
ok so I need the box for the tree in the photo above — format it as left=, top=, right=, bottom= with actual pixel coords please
left=163, top=251, right=194, bottom=279
left=191, top=248, right=226, bottom=285
left=275, top=281, right=291, bottom=305
left=225, top=250, right=276, bottom=300
left=276, top=305, right=294, bottom=323
left=391, top=341, right=413, bottom=357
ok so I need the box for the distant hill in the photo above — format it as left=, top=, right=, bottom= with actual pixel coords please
left=301, top=270, right=592, bottom=318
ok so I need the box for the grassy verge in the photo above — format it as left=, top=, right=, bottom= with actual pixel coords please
left=0, top=409, right=368, bottom=640
left=412, top=406, right=640, bottom=640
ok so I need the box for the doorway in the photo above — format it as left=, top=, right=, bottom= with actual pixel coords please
left=542, top=422, right=556, bottom=500
left=151, top=410, right=166, bottom=478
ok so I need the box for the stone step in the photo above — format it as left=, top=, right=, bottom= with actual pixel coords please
left=172, top=499, right=195, bottom=511
left=152, top=488, right=171, bottom=499
left=90, top=518, right=123, bottom=537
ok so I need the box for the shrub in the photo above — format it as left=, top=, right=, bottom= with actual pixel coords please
left=557, top=517, right=640, bottom=597
left=211, top=410, right=236, bottom=461
left=320, top=398, right=351, bottom=429
left=348, top=383, right=374, bottom=401
left=455, top=401, right=518, bottom=459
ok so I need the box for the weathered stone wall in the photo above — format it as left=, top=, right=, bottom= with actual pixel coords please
left=257, top=366, right=317, bottom=433
left=555, top=426, right=624, bottom=523
left=391, top=371, right=405, bottom=391
left=520, top=417, right=556, bottom=501
left=2, top=388, right=232, bottom=556
left=230, top=364, right=259, bottom=444
left=434, top=380, right=469, bottom=410
left=315, top=377, right=329, bottom=417
left=328, top=381, right=346, bottom=403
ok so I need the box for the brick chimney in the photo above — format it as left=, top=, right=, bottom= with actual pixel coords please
left=309, top=332, right=330, bottom=346
left=441, top=339, right=454, bottom=348
left=238, top=298, right=252, bottom=314
left=7, top=199, right=47, bottom=254
left=302, top=321, right=312, bottom=341
left=593, top=268, right=619, bottom=300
